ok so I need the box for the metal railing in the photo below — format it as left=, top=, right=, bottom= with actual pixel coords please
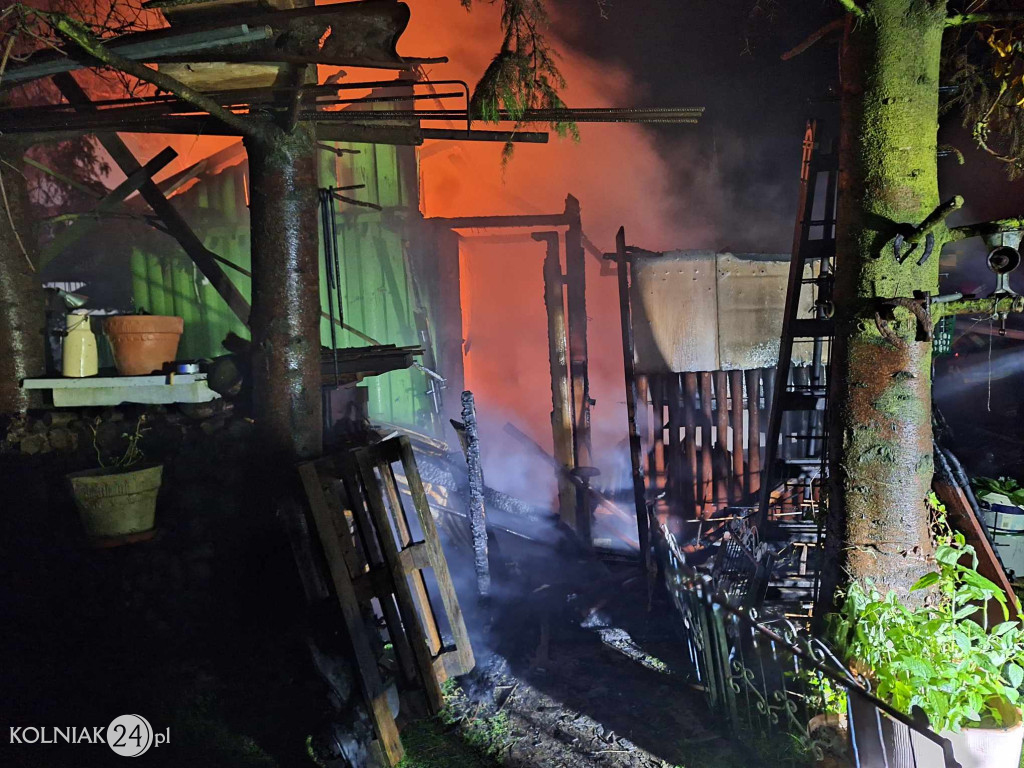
left=658, top=526, right=962, bottom=768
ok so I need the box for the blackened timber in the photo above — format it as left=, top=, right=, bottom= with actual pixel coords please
left=53, top=73, right=252, bottom=327
left=460, top=391, right=490, bottom=597
left=535, top=231, right=579, bottom=534
left=431, top=213, right=570, bottom=229
left=563, top=195, right=592, bottom=533
left=614, top=228, right=651, bottom=571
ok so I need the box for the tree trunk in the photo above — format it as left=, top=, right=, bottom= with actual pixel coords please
left=821, top=0, right=948, bottom=608
left=0, top=143, right=44, bottom=415
left=245, top=126, right=322, bottom=461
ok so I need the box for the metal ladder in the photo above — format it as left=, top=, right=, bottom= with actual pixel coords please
left=757, top=120, right=837, bottom=528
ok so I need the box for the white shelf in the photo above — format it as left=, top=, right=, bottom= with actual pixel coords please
left=22, top=373, right=221, bottom=407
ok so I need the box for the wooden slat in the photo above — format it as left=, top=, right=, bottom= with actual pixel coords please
left=698, top=372, right=714, bottom=515
left=379, top=461, right=444, bottom=659
left=713, top=371, right=730, bottom=506
left=297, top=462, right=404, bottom=766
left=396, top=437, right=475, bottom=677
left=337, top=458, right=419, bottom=688
left=682, top=373, right=699, bottom=517
left=745, top=369, right=762, bottom=496
left=650, top=377, right=666, bottom=515
left=354, top=449, right=445, bottom=713
left=398, top=542, right=432, bottom=574
left=730, top=370, right=745, bottom=502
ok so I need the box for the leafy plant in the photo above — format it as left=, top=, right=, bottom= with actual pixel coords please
left=464, top=0, right=577, bottom=162
left=973, top=476, right=1024, bottom=507
left=829, top=513, right=1024, bottom=733
left=89, top=414, right=149, bottom=469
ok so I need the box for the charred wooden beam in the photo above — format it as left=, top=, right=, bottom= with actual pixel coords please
left=613, top=227, right=650, bottom=570
left=563, top=195, right=592, bottom=523
left=534, top=230, right=579, bottom=535
left=460, top=391, right=490, bottom=597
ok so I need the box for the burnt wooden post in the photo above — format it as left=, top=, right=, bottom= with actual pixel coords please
left=745, top=369, right=762, bottom=497
left=614, top=227, right=650, bottom=568
left=729, top=369, right=746, bottom=502
left=563, top=195, right=592, bottom=510
left=698, top=372, right=714, bottom=514
left=713, top=371, right=730, bottom=505
left=245, top=124, right=323, bottom=460
left=534, top=231, right=578, bottom=533
left=682, top=373, right=699, bottom=516
left=0, top=142, right=44, bottom=414
left=460, top=390, right=490, bottom=596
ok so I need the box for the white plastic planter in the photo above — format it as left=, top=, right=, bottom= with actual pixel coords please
left=978, top=492, right=1024, bottom=579
left=941, top=702, right=1024, bottom=768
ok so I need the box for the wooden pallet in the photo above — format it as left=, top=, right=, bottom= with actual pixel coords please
left=298, top=436, right=475, bottom=765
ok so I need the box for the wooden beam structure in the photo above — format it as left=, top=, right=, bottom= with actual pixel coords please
left=535, top=230, right=579, bottom=534
left=39, top=146, right=178, bottom=270
left=614, top=227, right=651, bottom=571
left=54, top=73, right=252, bottom=327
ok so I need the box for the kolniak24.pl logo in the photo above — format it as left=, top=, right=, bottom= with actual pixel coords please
left=10, top=715, right=169, bottom=757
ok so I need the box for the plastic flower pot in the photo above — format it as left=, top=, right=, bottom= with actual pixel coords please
left=978, top=492, right=1024, bottom=578
left=104, top=315, right=183, bottom=376
left=908, top=701, right=1024, bottom=768
left=942, top=702, right=1024, bottom=768
left=67, top=464, right=162, bottom=547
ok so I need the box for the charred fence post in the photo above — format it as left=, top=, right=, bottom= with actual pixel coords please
left=460, top=390, right=490, bottom=597
left=563, top=195, right=593, bottom=530
left=534, top=231, right=580, bottom=536
left=612, top=227, right=651, bottom=574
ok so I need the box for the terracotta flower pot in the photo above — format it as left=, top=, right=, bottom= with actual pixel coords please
left=104, top=315, right=183, bottom=376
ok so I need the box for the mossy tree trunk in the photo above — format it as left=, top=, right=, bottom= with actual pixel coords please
left=244, top=125, right=323, bottom=461
left=0, top=142, right=44, bottom=415
left=821, top=0, right=950, bottom=607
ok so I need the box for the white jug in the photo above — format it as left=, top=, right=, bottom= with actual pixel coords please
left=63, top=312, right=98, bottom=378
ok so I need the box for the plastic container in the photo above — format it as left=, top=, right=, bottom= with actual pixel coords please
left=978, top=492, right=1024, bottom=579
left=62, top=312, right=98, bottom=378
left=104, top=315, right=183, bottom=376
left=942, top=702, right=1024, bottom=768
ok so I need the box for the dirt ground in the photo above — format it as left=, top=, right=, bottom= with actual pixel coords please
left=402, top=536, right=752, bottom=768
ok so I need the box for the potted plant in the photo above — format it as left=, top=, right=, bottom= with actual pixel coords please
left=67, top=415, right=162, bottom=547
left=828, top=501, right=1024, bottom=768
left=973, top=476, right=1024, bottom=578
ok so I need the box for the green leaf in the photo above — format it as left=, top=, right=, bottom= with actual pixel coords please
left=954, top=605, right=979, bottom=620
left=911, top=572, right=941, bottom=591
left=1008, top=663, right=1024, bottom=689
left=935, top=545, right=961, bottom=566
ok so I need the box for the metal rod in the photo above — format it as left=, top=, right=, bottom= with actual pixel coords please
left=319, top=189, right=340, bottom=388
left=327, top=187, right=345, bottom=335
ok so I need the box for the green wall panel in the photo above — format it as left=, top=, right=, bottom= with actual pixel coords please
left=130, top=141, right=437, bottom=432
